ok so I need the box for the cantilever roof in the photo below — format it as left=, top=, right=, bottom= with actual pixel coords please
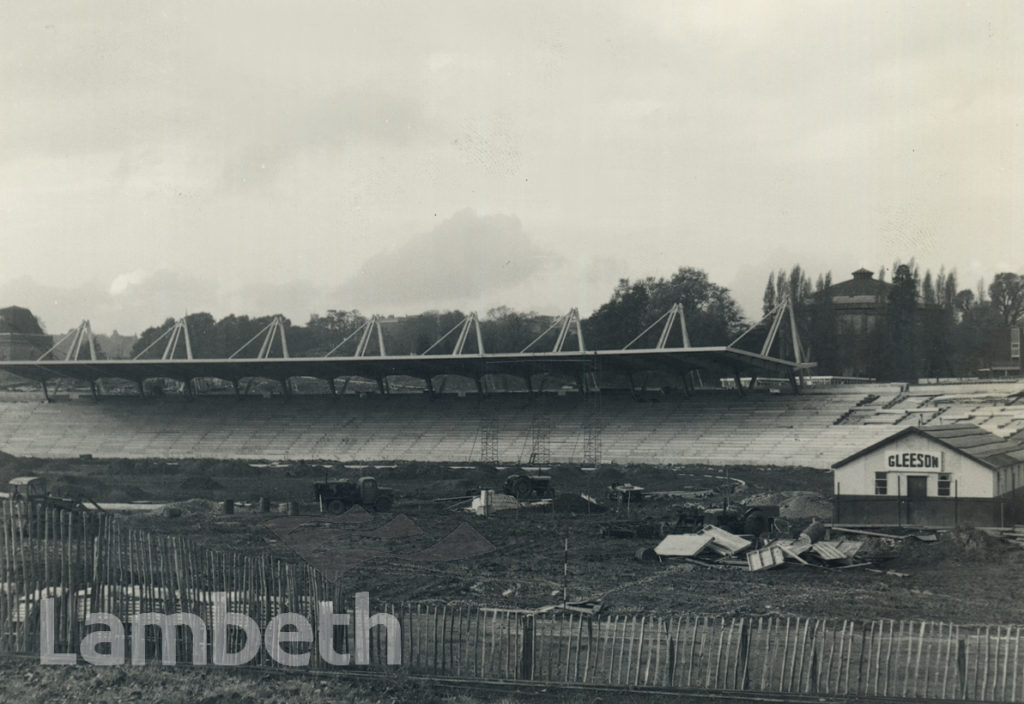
left=832, top=424, right=1024, bottom=470
left=0, top=346, right=813, bottom=387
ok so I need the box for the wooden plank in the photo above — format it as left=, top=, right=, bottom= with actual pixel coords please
left=471, top=606, right=479, bottom=678
left=883, top=619, right=896, bottom=697
left=687, top=615, right=700, bottom=688
left=505, top=610, right=512, bottom=681
left=831, top=619, right=845, bottom=695
left=759, top=616, right=773, bottom=692
left=793, top=617, right=809, bottom=692
left=531, top=613, right=538, bottom=682
left=845, top=619, right=857, bottom=695
left=1001, top=624, right=1010, bottom=702
left=621, top=615, right=634, bottom=687
left=634, top=616, right=646, bottom=686
left=600, top=614, right=614, bottom=685
left=925, top=621, right=939, bottom=698
left=778, top=616, right=791, bottom=691
left=480, top=607, right=491, bottom=679
left=1012, top=625, right=1020, bottom=704
left=981, top=624, right=990, bottom=701
left=574, top=612, right=585, bottom=683
left=432, top=604, right=440, bottom=675
left=582, top=615, right=593, bottom=683
left=716, top=618, right=733, bottom=691
left=696, top=615, right=709, bottom=689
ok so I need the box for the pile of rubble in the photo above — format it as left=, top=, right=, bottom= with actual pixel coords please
left=648, top=521, right=873, bottom=572
left=979, top=525, right=1024, bottom=547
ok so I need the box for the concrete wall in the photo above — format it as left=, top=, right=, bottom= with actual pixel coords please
left=832, top=495, right=1016, bottom=528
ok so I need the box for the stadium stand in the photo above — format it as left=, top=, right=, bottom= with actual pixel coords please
left=1, top=380, right=1021, bottom=469
left=0, top=387, right=901, bottom=469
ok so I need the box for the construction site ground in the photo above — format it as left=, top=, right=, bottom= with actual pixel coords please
left=2, top=453, right=1022, bottom=626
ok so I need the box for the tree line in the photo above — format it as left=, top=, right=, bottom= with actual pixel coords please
left=763, top=263, right=1024, bottom=381
left=6, top=264, right=1022, bottom=382
left=120, top=268, right=747, bottom=359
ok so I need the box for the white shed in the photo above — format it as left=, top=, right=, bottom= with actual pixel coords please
left=831, top=424, right=1024, bottom=527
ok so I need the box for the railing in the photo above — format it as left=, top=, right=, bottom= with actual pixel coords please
left=0, top=500, right=1021, bottom=700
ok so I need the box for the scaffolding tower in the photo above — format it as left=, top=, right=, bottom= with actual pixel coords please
left=529, top=413, right=551, bottom=464
left=582, top=394, right=602, bottom=465
left=478, top=416, right=499, bottom=463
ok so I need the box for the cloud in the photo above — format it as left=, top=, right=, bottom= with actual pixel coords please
left=336, top=209, right=563, bottom=309
left=109, top=269, right=150, bottom=296
left=0, top=272, right=219, bottom=335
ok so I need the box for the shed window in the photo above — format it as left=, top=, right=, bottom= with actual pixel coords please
left=874, top=472, right=888, bottom=495
left=937, top=473, right=951, bottom=497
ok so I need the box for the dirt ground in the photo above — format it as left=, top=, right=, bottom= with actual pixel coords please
left=2, top=453, right=1023, bottom=625
left=0, top=656, right=802, bottom=704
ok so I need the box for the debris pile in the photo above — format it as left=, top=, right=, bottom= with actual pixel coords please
left=979, top=525, right=1024, bottom=548
left=647, top=520, right=873, bottom=572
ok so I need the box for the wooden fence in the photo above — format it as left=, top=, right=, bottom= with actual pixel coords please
left=1, top=500, right=1021, bottom=701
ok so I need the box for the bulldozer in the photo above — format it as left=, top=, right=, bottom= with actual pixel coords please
left=503, top=473, right=555, bottom=501
left=314, top=477, right=394, bottom=513
left=650, top=502, right=781, bottom=539
left=9, top=476, right=85, bottom=512
left=7, top=476, right=95, bottom=536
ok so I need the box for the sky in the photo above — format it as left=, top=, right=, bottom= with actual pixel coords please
left=1, top=0, right=1022, bottom=336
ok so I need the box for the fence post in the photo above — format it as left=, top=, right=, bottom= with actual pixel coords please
left=957, top=634, right=966, bottom=699
left=520, top=615, right=534, bottom=680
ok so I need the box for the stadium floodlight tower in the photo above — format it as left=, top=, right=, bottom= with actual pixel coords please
left=521, top=308, right=591, bottom=394
left=420, top=313, right=485, bottom=395
left=131, top=316, right=194, bottom=396
left=728, top=296, right=812, bottom=393
left=623, top=302, right=699, bottom=395
left=322, top=315, right=392, bottom=395
left=34, top=320, right=99, bottom=400
left=228, top=315, right=290, bottom=395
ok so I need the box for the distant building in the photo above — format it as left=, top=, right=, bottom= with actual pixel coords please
left=815, top=268, right=893, bottom=377
left=978, top=324, right=1024, bottom=378
left=832, top=424, right=1024, bottom=527
left=827, top=268, right=892, bottom=334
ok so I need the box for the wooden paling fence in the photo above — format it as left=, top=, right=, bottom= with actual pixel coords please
left=1, top=500, right=1022, bottom=701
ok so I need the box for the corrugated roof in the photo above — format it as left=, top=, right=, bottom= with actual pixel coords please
left=832, top=423, right=1024, bottom=470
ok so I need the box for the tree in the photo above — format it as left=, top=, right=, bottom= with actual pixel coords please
left=585, top=279, right=651, bottom=349
left=482, top=307, right=546, bottom=353
left=880, top=264, right=919, bottom=382
left=922, top=271, right=936, bottom=306
left=954, top=289, right=974, bottom=315
left=0, top=306, right=45, bottom=334
left=130, top=318, right=177, bottom=358
left=988, top=273, right=1024, bottom=326
left=584, top=268, right=744, bottom=350
left=809, top=273, right=839, bottom=373
left=762, top=274, right=777, bottom=315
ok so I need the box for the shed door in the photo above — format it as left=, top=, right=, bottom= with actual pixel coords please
left=906, top=475, right=928, bottom=500
left=906, top=475, right=928, bottom=525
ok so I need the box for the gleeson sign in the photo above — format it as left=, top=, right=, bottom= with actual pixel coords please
left=886, top=452, right=942, bottom=470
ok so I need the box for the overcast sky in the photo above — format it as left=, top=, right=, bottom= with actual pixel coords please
left=1, top=1, right=1021, bottom=336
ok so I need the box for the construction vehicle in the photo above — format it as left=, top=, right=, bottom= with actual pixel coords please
left=622, top=502, right=780, bottom=540
left=607, top=483, right=645, bottom=505
left=314, top=477, right=394, bottom=513
left=8, top=477, right=95, bottom=536
left=503, top=473, right=555, bottom=501
left=9, top=477, right=85, bottom=512
left=701, top=504, right=780, bottom=537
